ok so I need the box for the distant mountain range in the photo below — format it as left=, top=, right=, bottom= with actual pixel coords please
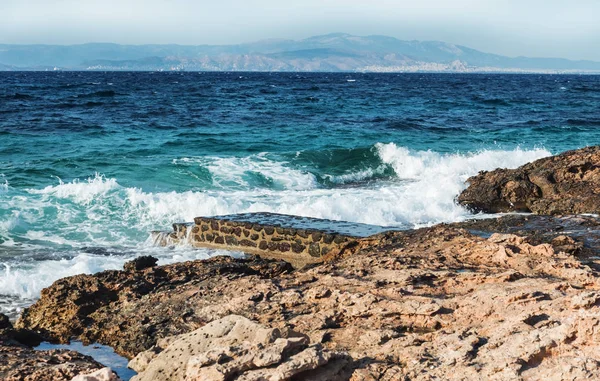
left=1, top=33, right=599, bottom=73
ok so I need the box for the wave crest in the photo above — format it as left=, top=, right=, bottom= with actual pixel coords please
left=375, top=142, right=550, bottom=181
left=174, top=154, right=318, bottom=190
left=2, top=145, right=552, bottom=251
left=27, top=173, right=119, bottom=204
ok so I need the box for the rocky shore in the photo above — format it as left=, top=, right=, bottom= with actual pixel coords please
left=5, top=146, right=600, bottom=380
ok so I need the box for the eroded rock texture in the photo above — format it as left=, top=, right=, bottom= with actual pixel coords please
left=16, top=218, right=600, bottom=380
left=458, top=145, right=600, bottom=214
left=129, top=315, right=350, bottom=381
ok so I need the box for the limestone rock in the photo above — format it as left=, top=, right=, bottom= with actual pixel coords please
left=71, top=367, right=122, bottom=381
left=129, top=315, right=348, bottom=381
left=458, top=146, right=600, bottom=214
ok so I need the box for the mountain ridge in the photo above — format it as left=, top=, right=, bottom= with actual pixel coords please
left=1, top=33, right=599, bottom=73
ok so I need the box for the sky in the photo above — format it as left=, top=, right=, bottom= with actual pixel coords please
left=1, top=0, right=599, bottom=61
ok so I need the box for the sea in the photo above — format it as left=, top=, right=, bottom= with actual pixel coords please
left=1, top=71, right=599, bottom=317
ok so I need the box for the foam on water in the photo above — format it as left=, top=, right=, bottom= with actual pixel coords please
left=0, top=144, right=552, bottom=312
left=376, top=143, right=549, bottom=181
left=174, top=153, right=318, bottom=190
left=2, top=145, right=552, bottom=246
left=28, top=174, right=119, bottom=203
left=323, top=165, right=389, bottom=185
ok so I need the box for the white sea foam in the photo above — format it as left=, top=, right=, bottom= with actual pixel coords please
left=371, top=143, right=551, bottom=225
left=173, top=153, right=317, bottom=190
left=376, top=143, right=549, bottom=181
left=125, top=144, right=551, bottom=227
left=324, top=165, right=388, bottom=184
left=4, top=145, right=552, bottom=247
left=23, top=231, right=81, bottom=247
left=28, top=173, right=119, bottom=204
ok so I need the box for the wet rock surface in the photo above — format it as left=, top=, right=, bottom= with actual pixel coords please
left=458, top=145, right=600, bottom=214
left=0, top=314, right=107, bottom=381
left=122, top=256, right=158, bottom=272
left=457, top=214, right=600, bottom=255
left=15, top=216, right=600, bottom=380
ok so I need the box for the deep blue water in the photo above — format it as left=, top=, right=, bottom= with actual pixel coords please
left=1, top=72, right=599, bottom=314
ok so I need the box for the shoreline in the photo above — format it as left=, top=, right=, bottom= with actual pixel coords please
left=4, top=146, right=600, bottom=380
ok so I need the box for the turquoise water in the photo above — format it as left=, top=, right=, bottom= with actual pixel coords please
left=1, top=72, right=599, bottom=315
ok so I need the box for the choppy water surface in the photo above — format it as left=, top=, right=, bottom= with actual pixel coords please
left=1, top=72, right=599, bottom=315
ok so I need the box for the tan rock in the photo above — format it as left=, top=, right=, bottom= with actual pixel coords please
left=71, top=367, right=122, bottom=381
left=130, top=315, right=345, bottom=381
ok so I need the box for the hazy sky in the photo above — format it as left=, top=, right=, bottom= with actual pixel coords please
left=2, top=0, right=599, bottom=61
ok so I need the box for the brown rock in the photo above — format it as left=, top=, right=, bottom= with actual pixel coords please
left=16, top=256, right=292, bottom=357
left=239, top=239, right=257, bottom=248
left=291, top=242, right=305, bottom=253
left=309, top=243, right=321, bottom=257
left=123, top=256, right=158, bottom=272
left=458, top=146, right=600, bottom=214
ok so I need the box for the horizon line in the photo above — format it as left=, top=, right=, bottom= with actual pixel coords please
left=1, top=33, right=598, bottom=64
